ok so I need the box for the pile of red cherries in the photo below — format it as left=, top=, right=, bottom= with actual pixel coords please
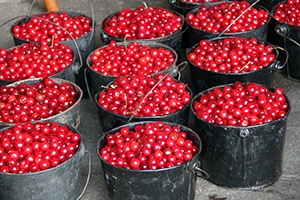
left=0, top=121, right=81, bottom=173
left=103, top=5, right=183, bottom=39
left=89, top=41, right=175, bottom=77
left=99, top=121, right=198, bottom=170
left=12, top=11, right=92, bottom=43
left=188, top=37, right=276, bottom=73
left=193, top=82, right=289, bottom=126
left=273, top=0, right=300, bottom=26
left=0, top=78, right=78, bottom=124
left=186, top=1, right=270, bottom=33
left=0, top=41, right=74, bottom=82
left=97, top=74, right=191, bottom=117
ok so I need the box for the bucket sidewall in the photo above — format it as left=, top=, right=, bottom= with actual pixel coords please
left=97, top=121, right=202, bottom=200
left=190, top=84, right=291, bottom=189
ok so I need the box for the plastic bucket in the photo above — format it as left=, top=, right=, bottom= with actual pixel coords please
left=0, top=43, right=80, bottom=86
left=190, top=83, right=291, bottom=189
left=0, top=124, right=90, bottom=200
left=100, top=9, right=186, bottom=62
left=186, top=36, right=285, bottom=93
left=94, top=80, right=192, bottom=132
left=10, top=11, right=95, bottom=94
left=0, top=78, right=83, bottom=129
left=186, top=4, right=271, bottom=47
left=97, top=121, right=208, bottom=200
left=85, top=41, right=179, bottom=98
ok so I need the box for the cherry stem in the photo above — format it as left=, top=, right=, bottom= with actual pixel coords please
left=217, top=0, right=261, bottom=38
left=128, top=73, right=170, bottom=122
left=101, top=84, right=116, bottom=89
left=142, top=2, right=148, bottom=10
left=124, top=93, right=128, bottom=108
left=239, top=61, right=251, bottom=72
left=51, top=34, right=57, bottom=48
left=124, top=34, right=130, bottom=50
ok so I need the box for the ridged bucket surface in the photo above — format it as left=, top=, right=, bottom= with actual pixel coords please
left=97, top=121, right=202, bottom=200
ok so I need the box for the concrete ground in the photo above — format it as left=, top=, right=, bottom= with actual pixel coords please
left=0, top=0, right=299, bottom=199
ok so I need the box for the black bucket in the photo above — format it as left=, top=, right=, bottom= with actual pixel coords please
left=268, top=2, right=300, bottom=82
left=0, top=78, right=83, bottom=129
left=186, top=4, right=271, bottom=47
left=0, top=123, right=90, bottom=200
left=0, top=43, right=80, bottom=86
left=167, top=0, right=198, bottom=16
left=94, top=79, right=192, bottom=132
left=97, top=121, right=208, bottom=200
left=10, top=11, right=95, bottom=94
left=167, top=0, right=231, bottom=49
left=100, top=8, right=186, bottom=62
left=190, top=83, right=291, bottom=189
left=85, top=41, right=179, bottom=98
left=246, top=0, right=285, bottom=12
left=186, top=36, right=285, bottom=93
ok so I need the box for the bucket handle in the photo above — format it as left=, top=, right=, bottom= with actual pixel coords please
left=84, top=68, right=100, bottom=111
left=275, top=24, right=300, bottom=49
left=76, top=146, right=92, bottom=200
left=27, top=0, right=95, bottom=51
left=174, top=61, right=188, bottom=81
left=216, top=0, right=262, bottom=38
left=269, top=45, right=289, bottom=71
left=188, top=161, right=209, bottom=179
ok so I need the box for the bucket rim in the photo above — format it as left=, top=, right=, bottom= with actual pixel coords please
left=10, top=11, right=94, bottom=44
left=94, top=81, right=193, bottom=120
left=96, top=120, right=202, bottom=173
left=86, top=41, right=179, bottom=78
left=100, top=7, right=185, bottom=42
left=168, top=0, right=198, bottom=10
left=186, top=36, right=280, bottom=75
left=190, top=82, right=291, bottom=129
left=178, top=0, right=232, bottom=7
left=185, top=3, right=271, bottom=35
left=0, top=77, right=83, bottom=127
left=0, top=122, right=84, bottom=176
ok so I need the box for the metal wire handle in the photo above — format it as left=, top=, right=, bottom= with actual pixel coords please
left=76, top=149, right=91, bottom=200
left=216, top=0, right=262, bottom=38
left=190, top=161, right=210, bottom=179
